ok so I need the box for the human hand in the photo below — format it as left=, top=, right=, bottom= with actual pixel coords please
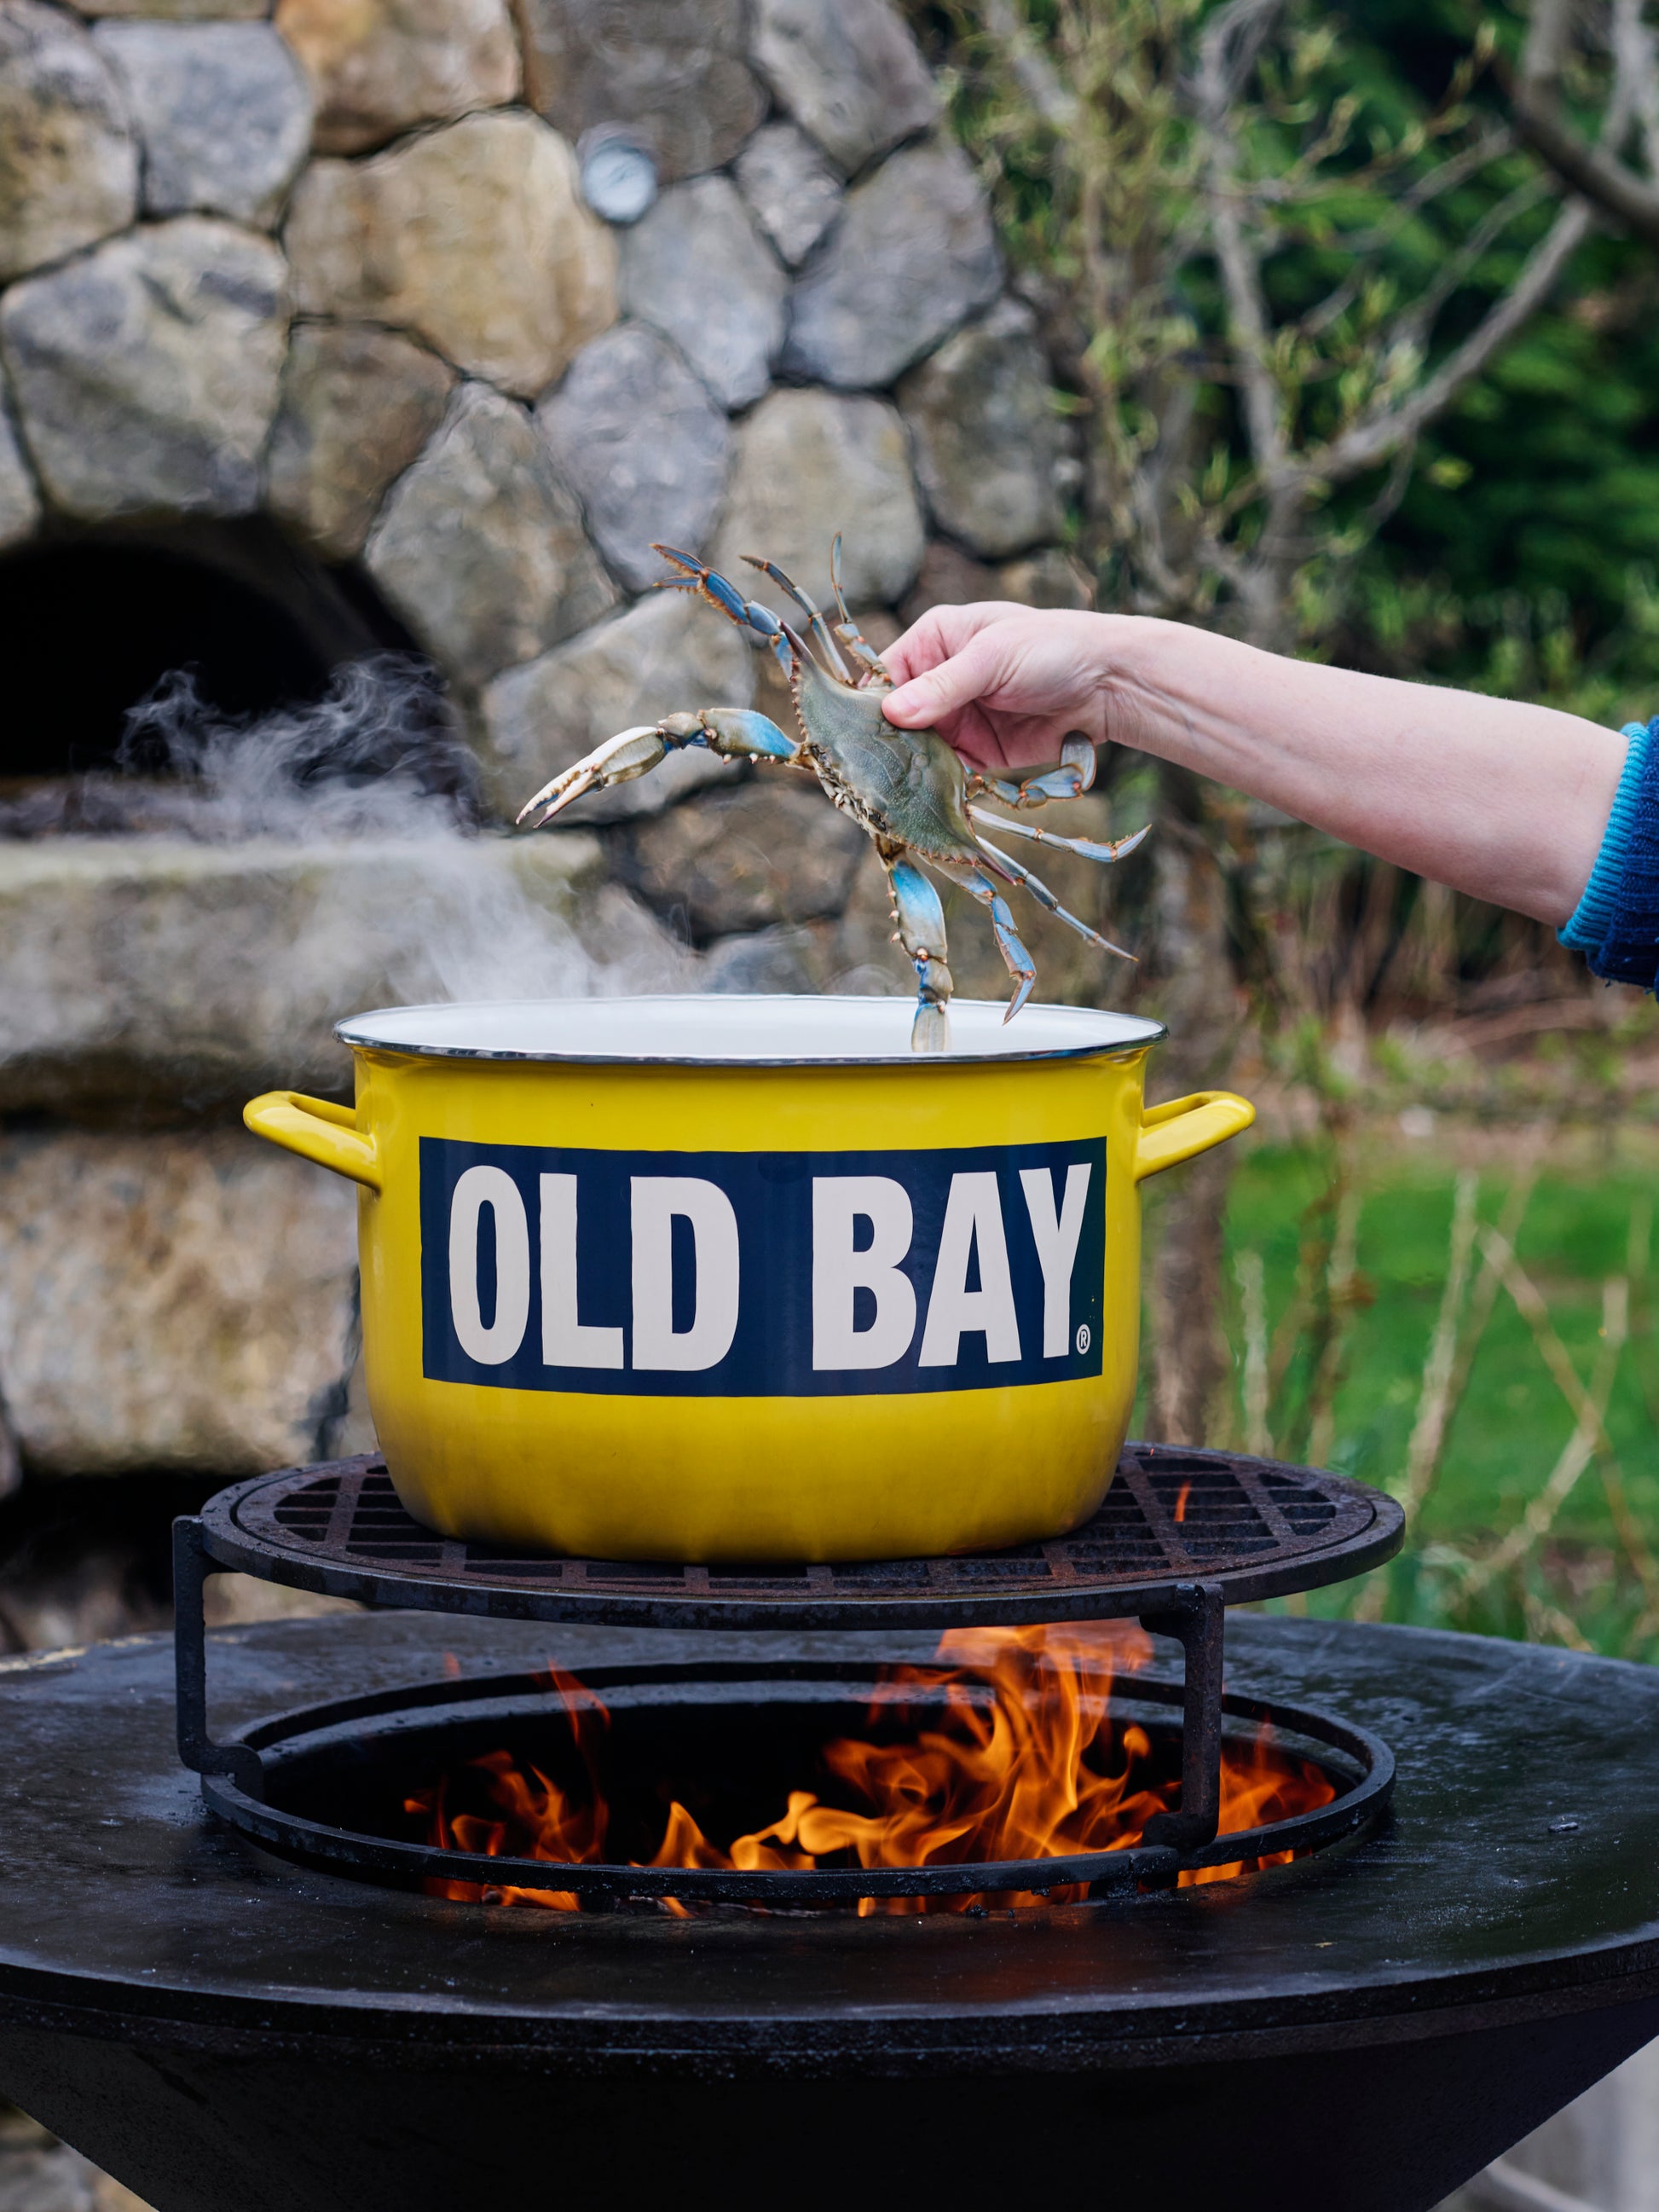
left=882, top=604, right=1119, bottom=773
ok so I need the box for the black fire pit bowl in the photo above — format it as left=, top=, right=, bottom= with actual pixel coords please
left=3, top=1612, right=1659, bottom=2212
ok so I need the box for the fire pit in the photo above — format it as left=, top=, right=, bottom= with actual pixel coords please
left=3, top=1445, right=1659, bottom=2212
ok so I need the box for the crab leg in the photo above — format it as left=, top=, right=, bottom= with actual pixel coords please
left=886, top=857, right=953, bottom=1053
left=973, top=834, right=1136, bottom=961
left=968, top=807, right=1150, bottom=866
left=929, top=860, right=1038, bottom=1023
left=739, top=553, right=854, bottom=682
left=651, top=544, right=796, bottom=682
left=517, top=709, right=799, bottom=829
left=829, top=534, right=891, bottom=685
left=971, top=736, right=1098, bottom=809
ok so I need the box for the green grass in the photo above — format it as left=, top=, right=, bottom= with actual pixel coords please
left=1145, top=1124, right=1659, bottom=1655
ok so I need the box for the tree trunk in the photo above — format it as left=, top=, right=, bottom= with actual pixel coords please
left=1142, top=766, right=1245, bottom=1446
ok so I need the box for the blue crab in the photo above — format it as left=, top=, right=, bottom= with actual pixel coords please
left=516, top=539, right=1149, bottom=1051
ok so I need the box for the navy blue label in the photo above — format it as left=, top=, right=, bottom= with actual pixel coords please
left=419, top=1137, right=1106, bottom=1398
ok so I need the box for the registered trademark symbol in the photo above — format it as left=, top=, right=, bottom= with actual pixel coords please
left=1075, top=1323, right=1091, bottom=1354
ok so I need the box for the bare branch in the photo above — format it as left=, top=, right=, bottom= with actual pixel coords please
left=979, top=0, right=1079, bottom=132
left=1356, top=433, right=1421, bottom=537
left=1310, top=0, right=1659, bottom=486
left=1128, top=373, right=1200, bottom=611
left=961, top=0, right=1620, bottom=643
left=1520, top=0, right=1575, bottom=94
left=1234, top=1248, right=1272, bottom=1456
left=1302, top=0, right=1659, bottom=489
left=1398, top=1169, right=1478, bottom=1530
left=1294, top=128, right=1515, bottom=342
left=1193, top=0, right=1292, bottom=485
left=1306, top=194, right=1593, bottom=485
left=1510, top=96, right=1659, bottom=235
left=1615, top=0, right=1659, bottom=178
left=1458, top=1247, right=1629, bottom=1602
left=1512, top=0, right=1659, bottom=244
left=1199, top=0, right=1282, bottom=102
left=1389, top=173, right=1553, bottom=359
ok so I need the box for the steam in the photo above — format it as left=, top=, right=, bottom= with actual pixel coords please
left=116, top=654, right=478, bottom=842
left=104, top=654, right=690, bottom=1011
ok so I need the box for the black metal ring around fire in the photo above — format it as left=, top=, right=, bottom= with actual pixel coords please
left=196, top=1664, right=1395, bottom=1905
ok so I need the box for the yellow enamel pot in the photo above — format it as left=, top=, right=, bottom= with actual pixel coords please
left=245, top=996, right=1251, bottom=1563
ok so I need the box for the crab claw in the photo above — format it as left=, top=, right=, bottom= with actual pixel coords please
left=976, top=736, right=1100, bottom=809
left=516, top=727, right=668, bottom=828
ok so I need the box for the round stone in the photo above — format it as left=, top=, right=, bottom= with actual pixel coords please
left=0, top=0, right=137, bottom=284
left=286, top=112, right=620, bottom=401
left=363, top=380, right=617, bottom=692
left=620, top=174, right=785, bottom=411
left=273, top=0, right=521, bottom=159
left=517, top=0, right=763, bottom=188
left=897, top=300, right=1064, bottom=559
left=782, top=139, right=1001, bottom=391
left=713, top=386, right=924, bottom=608
left=91, top=20, right=311, bottom=229
left=536, top=320, right=727, bottom=595
left=0, top=216, right=288, bottom=519
left=267, top=323, right=457, bottom=561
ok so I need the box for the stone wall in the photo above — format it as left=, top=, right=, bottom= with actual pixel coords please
left=0, top=0, right=1143, bottom=1485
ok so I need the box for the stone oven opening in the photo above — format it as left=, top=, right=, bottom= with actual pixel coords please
left=0, top=518, right=422, bottom=785
left=2, top=541, right=327, bottom=778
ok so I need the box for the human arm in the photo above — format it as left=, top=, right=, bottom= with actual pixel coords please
left=881, top=605, right=1629, bottom=930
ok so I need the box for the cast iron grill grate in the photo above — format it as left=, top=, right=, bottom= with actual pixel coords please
left=199, top=1444, right=1402, bottom=1630
left=177, top=1447, right=1404, bottom=1893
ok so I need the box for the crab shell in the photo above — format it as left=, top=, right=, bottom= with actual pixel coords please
left=789, top=651, right=980, bottom=866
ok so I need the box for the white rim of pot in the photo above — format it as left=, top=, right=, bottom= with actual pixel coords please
left=333, top=994, right=1170, bottom=1068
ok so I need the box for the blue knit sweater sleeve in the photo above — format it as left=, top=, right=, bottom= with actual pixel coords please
left=1558, top=718, right=1659, bottom=993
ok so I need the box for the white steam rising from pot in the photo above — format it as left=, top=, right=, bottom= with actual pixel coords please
left=109, top=654, right=690, bottom=1009
left=117, top=653, right=478, bottom=844
left=0, top=656, right=690, bottom=1111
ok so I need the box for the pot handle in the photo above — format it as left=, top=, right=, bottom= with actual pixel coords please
left=244, top=1091, right=380, bottom=1192
left=1134, top=1090, right=1255, bottom=1183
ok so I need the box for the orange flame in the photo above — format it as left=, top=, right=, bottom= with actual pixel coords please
left=406, top=1626, right=1335, bottom=1914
